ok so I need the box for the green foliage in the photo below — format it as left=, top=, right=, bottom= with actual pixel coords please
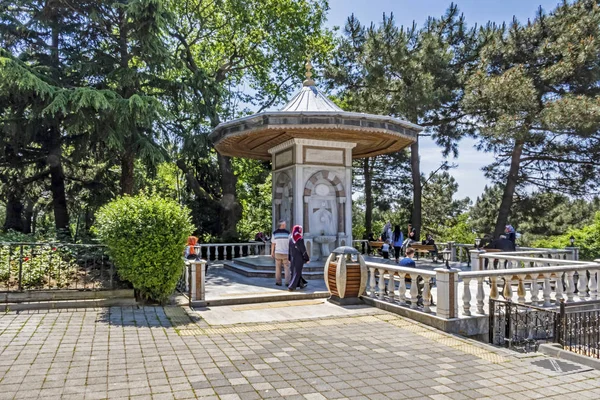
left=235, top=159, right=272, bottom=241
left=462, top=0, right=600, bottom=234
left=422, top=172, right=470, bottom=237
left=436, top=213, right=476, bottom=244
left=533, top=212, right=600, bottom=261
left=95, top=195, right=193, bottom=303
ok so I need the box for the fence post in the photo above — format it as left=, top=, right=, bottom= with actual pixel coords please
left=18, top=244, right=23, bottom=291
left=448, top=241, right=456, bottom=262
left=470, top=249, right=485, bottom=271
left=188, top=260, right=206, bottom=305
left=265, top=241, right=272, bottom=256
left=565, top=247, right=579, bottom=261
left=434, top=268, right=460, bottom=319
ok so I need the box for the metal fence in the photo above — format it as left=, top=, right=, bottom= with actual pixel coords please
left=489, top=298, right=558, bottom=352
left=0, top=242, right=121, bottom=291
left=490, top=298, right=600, bottom=358
left=558, top=300, right=600, bottom=359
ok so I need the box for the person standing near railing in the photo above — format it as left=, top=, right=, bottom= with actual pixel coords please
left=184, top=236, right=198, bottom=260
left=271, top=220, right=291, bottom=287
left=288, top=225, right=309, bottom=291
left=392, top=225, right=404, bottom=263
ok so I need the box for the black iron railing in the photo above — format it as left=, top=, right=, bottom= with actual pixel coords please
left=0, top=242, right=122, bottom=291
left=489, top=298, right=558, bottom=352
left=490, top=298, right=600, bottom=357
left=558, top=300, right=600, bottom=359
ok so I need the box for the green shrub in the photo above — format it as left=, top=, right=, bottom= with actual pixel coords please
left=532, top=212, right=600, bottom=261
left=94, top=194, right=193, bottom=303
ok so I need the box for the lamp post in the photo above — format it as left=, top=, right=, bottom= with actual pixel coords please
left=569, top=235, right=575, bottom=247
left=441, top=248, right=451, bottom=269
left=475, top=237, right=481, bottom=249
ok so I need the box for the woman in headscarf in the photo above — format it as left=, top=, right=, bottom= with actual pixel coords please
left=184, top=236, right=198, bottom=260
left=288, top=225, right=309, bottom=291
left=504, top=225, right=516, bottom=245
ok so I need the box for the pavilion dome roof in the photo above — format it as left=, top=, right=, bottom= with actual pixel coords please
left=280, top=85, right=344, bottom=113
left=209, top=61, right=422, bottom=161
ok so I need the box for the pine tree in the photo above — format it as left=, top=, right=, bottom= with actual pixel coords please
left=463, top=0, right=600, bottom=238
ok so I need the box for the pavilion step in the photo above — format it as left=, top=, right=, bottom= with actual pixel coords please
left=198, top=291, right=330, bottom=307
left=223, top=261, right=324, bottom=280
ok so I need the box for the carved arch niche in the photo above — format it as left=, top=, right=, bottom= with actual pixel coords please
left=303, top=170, right=346, bottom=236
left=274, top=172, right=293, bottom=228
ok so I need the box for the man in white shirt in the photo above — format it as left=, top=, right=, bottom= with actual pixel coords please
left=271, top=220, right=290, bottom=286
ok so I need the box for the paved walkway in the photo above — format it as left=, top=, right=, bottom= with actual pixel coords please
left=1, top=304, right=599, bottom=400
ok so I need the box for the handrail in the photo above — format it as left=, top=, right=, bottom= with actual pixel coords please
left=194, top=242, right=268, bottom=247
left=460, top=262, right=600, bottom=278
left=477, top=254, right=585, bottom=264
left=365, top=261, right=437, bottom=277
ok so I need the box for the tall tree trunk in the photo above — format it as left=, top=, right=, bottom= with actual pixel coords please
left=410, top=138, right=422, bottom=241
left=217, top=153, right=241, bottom=240
left=47, top=136, right=70, bottom=236
left=363, top=157, right=373, bottom=236
left=22, top=200, right=34, bottom=234
left=176, top=159, right=213, bottom=201
left=120, top=146, right=135, bottom=195
left=494, top=140, right=524, bottom=238
left=3, top=190, right=24, bottom=232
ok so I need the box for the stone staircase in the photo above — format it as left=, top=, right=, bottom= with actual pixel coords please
left=223, top=255, right=325, bottom=280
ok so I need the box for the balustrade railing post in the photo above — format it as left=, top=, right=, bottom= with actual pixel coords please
left=409, top=273, right=419, bottom=309
left=423, top=279, right=431, bottom=313
left=476, top=277, right=485, bottom=314
left=448, top=241, right=456, bottom=262
left=531, top=275, right=540, bottom=305
left=377, top=268, right=386, bottom=299
left=387, top=271, right=395, bottom=302
left=566, top=271, right=576, bottom=302
left=565, top=247, right=579, bottom=261
left=189, top=260, right=206, bottom=305
left=398, top=273, right=407, bottom=303
left=434, top=268, right=459, bottom=319
left=555, top=272, right=564, bottom=303
left=369, top=267, right=376, bottom=297
left=517, top=275, right=526, bottom=303
left=470, top=250, right=485, bottom=271
left=542, top=273, right=552, bottom=307
left=590, top=269, right=598, bottom=300
left=578, top=270, right=588, bottom=301
left=462, top=277, right=472, bottom=316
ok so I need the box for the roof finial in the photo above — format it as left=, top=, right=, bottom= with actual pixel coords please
left=303, top=57, right=315, bottom=87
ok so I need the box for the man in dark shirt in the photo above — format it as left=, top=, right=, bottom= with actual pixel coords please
left=488, top=235, right=516, bottom=252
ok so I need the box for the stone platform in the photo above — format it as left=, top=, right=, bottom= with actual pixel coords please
left=203, top=264, right=329, bottom=306
left=223, top=255, right=326, bottom=280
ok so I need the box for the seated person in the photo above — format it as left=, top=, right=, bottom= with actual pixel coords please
left=484, top=235, right=515, bottom=269
left=399, top=247, right=416, bottom=267
left=421, top=233, right=438, bottom=259
left=487, top=235, right=516, bottom=252
left=399, top=248, right=433, bottom=306
left=381, top=240, right=390, bottom=259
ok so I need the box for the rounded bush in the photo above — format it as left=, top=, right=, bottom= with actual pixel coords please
left=95, top=194, right=194, bottom=303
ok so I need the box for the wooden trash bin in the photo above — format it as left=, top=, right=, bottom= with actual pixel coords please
left=324, top=246, right=368, bottom=305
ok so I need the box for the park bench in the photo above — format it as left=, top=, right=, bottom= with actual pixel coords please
left=410, top=244, right=438, bottom=262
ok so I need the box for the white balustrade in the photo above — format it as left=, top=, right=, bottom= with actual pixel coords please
left=458, top=262, right=600, bottom=316
left=365, top=262, right=436, bottom=313
left=194, top=242, right=269, bottom=261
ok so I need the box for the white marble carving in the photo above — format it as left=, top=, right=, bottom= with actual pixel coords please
left=305, top=148, right=344, bottom=165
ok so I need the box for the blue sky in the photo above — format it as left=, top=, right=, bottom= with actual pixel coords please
left=325, top=0, right=563, bottom=202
